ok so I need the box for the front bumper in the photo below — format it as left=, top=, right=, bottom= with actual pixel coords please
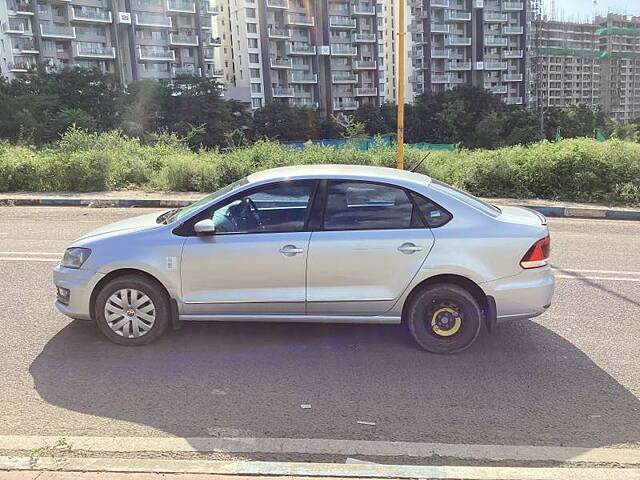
left=53, top=265, right=105, bottom=320
left=483, top=267, right=555, bottom=321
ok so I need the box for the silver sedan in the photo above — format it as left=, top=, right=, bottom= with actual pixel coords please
left=53, top=165, right=555, bottom=353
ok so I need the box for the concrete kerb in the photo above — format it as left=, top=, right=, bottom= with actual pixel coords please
left=1, top=196, right=639, bottom=221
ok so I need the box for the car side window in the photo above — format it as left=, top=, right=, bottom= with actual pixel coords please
left=211, top=181, right=315, bottom=234
left=323, top=181, right=420, bottom=231
left=410, top=191, right=453, bottom=228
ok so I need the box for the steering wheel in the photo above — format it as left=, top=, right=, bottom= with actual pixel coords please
left=240, top=197, right=263, bottom=230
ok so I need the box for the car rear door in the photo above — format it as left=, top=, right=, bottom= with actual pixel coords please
left=306, top=180, right=435, bottom=315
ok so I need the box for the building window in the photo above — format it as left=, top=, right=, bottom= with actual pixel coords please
left=252, top=98, right=263, bottom=108
left=251, top=83, right=261, bottom=93
left=247, top=23, right=257, bottom=34
left=249, top=53, right=259, bottom=63
left=246, top=7, right=256, bottom=18
left=248, top=38, right=258, bottom=48
left=250, top=68, right=261, bottom=78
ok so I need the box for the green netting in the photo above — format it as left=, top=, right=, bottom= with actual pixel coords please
left=532, top=47, right=600, bottom=58
left=595, top=27, right=640, bottom=36
left=595, top=129, right=607, bottom=142
left=599, top=50, right=640, bottom=58
left=408, top=142, right=456, bottom=152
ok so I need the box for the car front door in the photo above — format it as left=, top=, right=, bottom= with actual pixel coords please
left=306, top=180, right=435, bottom=315
left=180, top=180, right=317, bottom=316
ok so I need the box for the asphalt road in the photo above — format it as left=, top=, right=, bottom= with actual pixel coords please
left=0, top=206, right=638, bottom=451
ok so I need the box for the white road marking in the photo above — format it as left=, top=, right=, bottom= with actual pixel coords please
left=0, top=257, right=59, bottom=263
left=0, top=251, right=60, bottom=255
left=0, top=435, right=638, bottom=465
left=0, top=456, right=638, bottom=480
left=553, top=268, right=640, bottom=276
left=555, top=275, right=640, bottom=283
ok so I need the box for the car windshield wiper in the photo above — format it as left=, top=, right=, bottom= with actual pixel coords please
left=156, top=208, right=181, bottom=224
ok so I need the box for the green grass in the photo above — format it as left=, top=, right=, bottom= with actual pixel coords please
left=1, top=128, right=639, bottom=206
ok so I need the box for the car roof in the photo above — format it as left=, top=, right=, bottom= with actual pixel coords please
left=247, top=164, right=432, bottom=189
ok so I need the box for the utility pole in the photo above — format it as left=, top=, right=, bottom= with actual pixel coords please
left=396, top=0, right=405, bottom=170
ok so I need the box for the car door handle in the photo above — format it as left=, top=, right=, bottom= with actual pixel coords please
left=279, top=245, right=304, bottom=256
left=398, top=243, right=423, bottom=254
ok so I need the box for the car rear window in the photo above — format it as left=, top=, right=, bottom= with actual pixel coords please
left=430, top=180, right=501, bottom=218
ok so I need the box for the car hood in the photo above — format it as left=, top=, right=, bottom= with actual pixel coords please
left=74, top=211, right=166, bottom=243
left=497, top=205, right=547, bottom=227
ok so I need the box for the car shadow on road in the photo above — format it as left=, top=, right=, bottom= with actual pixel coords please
left=30, top=319, right=640, bottom=451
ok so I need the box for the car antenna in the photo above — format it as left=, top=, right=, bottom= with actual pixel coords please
left=410, top=152, right=431, bottom=173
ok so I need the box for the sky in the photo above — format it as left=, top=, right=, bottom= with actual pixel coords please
left=552, top=0, right=640, bottom=21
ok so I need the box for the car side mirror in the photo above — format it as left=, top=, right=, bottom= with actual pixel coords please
left=194, top=219, right=216, bottom=236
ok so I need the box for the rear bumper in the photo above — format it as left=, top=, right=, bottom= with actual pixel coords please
left=482, top=267, right=555, bottom=321
left=53, top=265, right=104, bottom=321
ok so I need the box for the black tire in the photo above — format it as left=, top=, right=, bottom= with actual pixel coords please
left=405, top=283, right=482, bottom=354
left=94, top=274, right=170, bottom=346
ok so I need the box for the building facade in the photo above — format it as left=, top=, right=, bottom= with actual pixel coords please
left=215, top=0, right=385, bottom=113
left=0, top=0, right=223, bottom=83
left=383, top=0, right=528, bottom=105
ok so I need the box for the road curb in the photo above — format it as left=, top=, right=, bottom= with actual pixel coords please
left=0, top=457, right=639, bottom=480
left=1, top=197, right=639, bottom=221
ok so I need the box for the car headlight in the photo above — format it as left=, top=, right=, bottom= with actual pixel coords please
left=61, top=248, right=92, bottom=269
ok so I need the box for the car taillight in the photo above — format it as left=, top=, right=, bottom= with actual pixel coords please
left=520, top=235, right=551, bottom=269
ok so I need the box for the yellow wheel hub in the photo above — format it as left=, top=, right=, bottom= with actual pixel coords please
left=431, top=307, right=462, bottom=337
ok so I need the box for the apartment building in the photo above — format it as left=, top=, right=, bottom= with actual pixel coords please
left=595, top=14, right=640, bottom=122
left=0, top=0, right=223, bottom=83
left=215, top=0, right=385, bottom=114
left=384, top=0, right=528, bottom=106
left=529, top=19, right=600, bottom=108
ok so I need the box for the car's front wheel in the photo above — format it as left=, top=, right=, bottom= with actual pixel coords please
left=94, top=275, right=170, bottom=345
left=406, top=283, right=482, bottom=354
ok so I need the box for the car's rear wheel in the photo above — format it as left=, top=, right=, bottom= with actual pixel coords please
left=94, top=275, right=170, bottom=346
left=406, top=283, right=482, bottom=354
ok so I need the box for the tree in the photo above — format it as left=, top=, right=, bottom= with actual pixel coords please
left=49, top=108, right=97, bottom=137
left=354, top=103, right=388, bottom=135
left=118, top=80, right=164, bottom=138
left=252, top=102, right=321, bottom=141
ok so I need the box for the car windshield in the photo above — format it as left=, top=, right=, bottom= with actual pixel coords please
left=164, top=177, right=249, bottom=224
left=430, top=179, right=501, bottom=217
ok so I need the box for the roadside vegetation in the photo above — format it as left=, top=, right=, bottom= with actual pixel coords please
left=1, top=129, right=639, bottom=206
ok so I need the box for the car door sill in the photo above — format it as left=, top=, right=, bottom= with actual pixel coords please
left=179, top=314, right=401, bottom=324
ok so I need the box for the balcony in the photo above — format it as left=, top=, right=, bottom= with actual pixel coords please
left=266, top=0, right=288, bottom=8
left=287, top=13, right=314, bottom=26
left=431, top=48, right=450, bottom=58
left=172, top=66, right=201, bottom=76
left=291, top=72, right=317, bottom=83
left=135, top=13, right=172, bottom=28
left=200, top=2, right=219, bottom=14
left=331, top=44, right=357, bottom=56
left=352, top=4, right=375, bottom=15
left=445, top=36, right=471, bottom=46
left=353, top=60, right=376, bottom=69
left=9, top=60, right=35, bottom=72
left=445, top=10, right=471, bottom=22
left=170, top=33, right=199, bottom=46
left=354, top=33, right=376, bottom=42
left=167, top=0, right=195, bottom=12
left=270, top=57, right=292, bottom=68
left=505, top=96, right=523, bottom=104
left=484, top=35, right=507, bottom=46
left=12, top=40, right=38, bottom=54
left=485, top=84, right=507, bottom=94
left=199, top=16, right=212, bottom=29
left=503, top=2, right=524, bottom=10
left=329, top=16, right=356, bottom=28
left=432, top=73, right=452, bottom=83
left=503, top=26, right=524, bottom=35
left=431, top=0, right=449, bottom=7
left=288, top=43, right=316, bottom=55
left=74, top=43, right=116, bottom=58
left=448, top=60, right=471, bottom=70
left=208, top=36, right=222, bottom=46
left=355, top=87, right=377, bottom=96
left=473, top=0, right=484, bottom=7
left=40, top=24, right=76, bottom=39
left=138, top=46, right=175, bottom=61
left=503, top=73, right=523, bottom=81
left=202, top=48, right=214, bottom=61
left=3, top=19, right=30, bottom=34
left=71, top=7, right=112, bottom=23
left=484, top=13, right=508, bottom=22
left=210, top=68, right=223, bottom=77
left=503, top=49, right=523, bottom=58
left=484, top=60, right=507, bottom=69
left=272, top=86, right=294, bottom=97
left=409, top=22, right=423, bottom=34
left=333, top=100, right=358, bottom=110
left=332, top=72, right=358, bottom=83
left=409, top=74, right=424, bottom=83
left=292, top=99, right=318, bottom=108
left=6, top=0, right=33, bottom=15
left=431, top=24, right=449, bottom=33
left=268, top=26, right=290, bottom=39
